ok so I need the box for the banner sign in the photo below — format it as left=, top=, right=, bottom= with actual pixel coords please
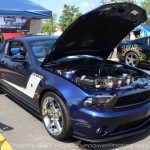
left=0, top=16, right=30, bottom=32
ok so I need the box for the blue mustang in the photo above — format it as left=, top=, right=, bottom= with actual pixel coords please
left=0, top=3, right=150, bottom=142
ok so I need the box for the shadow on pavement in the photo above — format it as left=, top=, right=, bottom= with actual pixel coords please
left=5, top=94, right=42, bottom=122
left=0, top=122, right=14, bottom=133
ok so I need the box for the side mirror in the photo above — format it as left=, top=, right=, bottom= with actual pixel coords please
left=11, top=55, right=27, bottom=62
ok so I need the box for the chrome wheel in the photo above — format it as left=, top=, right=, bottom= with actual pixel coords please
left=42, top=97, right=63, bottom=136
left=125, top=52, right=139, bottom=67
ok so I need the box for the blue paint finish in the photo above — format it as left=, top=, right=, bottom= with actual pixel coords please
left=72, top=101, right=150, bottom=139
left=0, top=32, right=150, bottom=142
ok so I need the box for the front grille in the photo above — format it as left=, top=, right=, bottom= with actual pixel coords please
left=112, top=116, right=150, bottom=133
left=114, top=90, right=150, bottom=108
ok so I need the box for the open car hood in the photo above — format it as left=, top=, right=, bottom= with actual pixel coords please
left=42, top=3, right=147, bottom=65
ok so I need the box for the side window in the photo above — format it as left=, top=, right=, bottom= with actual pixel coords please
left=5, top=41, right=30, bottom=63
left=6, top=41, right=27, bottom=57
left=7, top=41, right=21, bottom=56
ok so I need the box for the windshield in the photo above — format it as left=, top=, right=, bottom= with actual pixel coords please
left=30, top=39, right=56, bottom=64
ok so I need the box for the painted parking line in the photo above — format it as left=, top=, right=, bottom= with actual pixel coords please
left=0, top=134, right=13, bottom=150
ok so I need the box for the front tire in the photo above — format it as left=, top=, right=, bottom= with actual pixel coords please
left=41, top=92, right=72, bottom=140
left=125, top=52, right=139, bottom=67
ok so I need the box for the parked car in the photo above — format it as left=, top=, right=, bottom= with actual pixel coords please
left=117, top=36, right=150, bottom=67
left=0, top=3, right=149, bottom=142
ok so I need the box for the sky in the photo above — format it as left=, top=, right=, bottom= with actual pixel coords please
left=31, top=0, right=144, bottom=21
left=31, top=0, right=99, bottom=20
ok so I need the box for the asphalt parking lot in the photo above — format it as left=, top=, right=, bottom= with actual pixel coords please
left=0, top=64, right=150, bottom=150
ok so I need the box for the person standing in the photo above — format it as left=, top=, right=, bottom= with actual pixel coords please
left=130, top=32, right=135, bottom=40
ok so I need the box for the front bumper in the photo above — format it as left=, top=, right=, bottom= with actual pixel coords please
left=74, top=128, right=148, bottom=143
left=71, top=101, right=150, bottom=142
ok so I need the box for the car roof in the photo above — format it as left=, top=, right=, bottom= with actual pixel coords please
left=9, top=35, right=59, bottom=41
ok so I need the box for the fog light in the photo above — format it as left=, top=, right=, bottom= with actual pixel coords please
left=96, top=127, right=102, bottom=134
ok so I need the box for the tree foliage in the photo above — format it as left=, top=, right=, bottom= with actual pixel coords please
left=42, top=14, right=57, bottom=34
left=59, top=4, right=82, bottom=31
left=141, top=0, right=150, bottom=27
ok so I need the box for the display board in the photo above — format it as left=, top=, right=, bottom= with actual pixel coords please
left=0, top=0, right=52, bottom=33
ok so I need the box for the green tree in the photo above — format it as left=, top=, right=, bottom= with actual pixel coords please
left=59, top=4, right=82, bottom=31
left=42, top=14, right=57, bottom=34
left=141, top=0, right=150, bottom=27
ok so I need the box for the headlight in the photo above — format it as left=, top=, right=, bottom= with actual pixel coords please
left=83, top=96, right=113, bottom=107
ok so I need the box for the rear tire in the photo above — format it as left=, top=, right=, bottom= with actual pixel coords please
left=125, top=52, right=139, bottom=67
left=41, top=92, right=72, bottom=140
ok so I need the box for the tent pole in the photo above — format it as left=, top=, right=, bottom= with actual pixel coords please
left=51, top=16, right=53, bottom=35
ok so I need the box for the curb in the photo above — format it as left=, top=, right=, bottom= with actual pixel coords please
left=0, top=134, right=13, bottom=150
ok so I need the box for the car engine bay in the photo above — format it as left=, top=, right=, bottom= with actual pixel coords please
left=46, top=56, right=143, bottom=90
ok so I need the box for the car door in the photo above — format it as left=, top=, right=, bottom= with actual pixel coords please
left=137, top=37, right=150, bottom=64
left=130, top=37, right=150, bottom=64
left=0, top=40, right=39, bottom=107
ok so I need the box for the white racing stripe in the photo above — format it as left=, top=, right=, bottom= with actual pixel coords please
left=2, top=73, right=43, bottom=98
